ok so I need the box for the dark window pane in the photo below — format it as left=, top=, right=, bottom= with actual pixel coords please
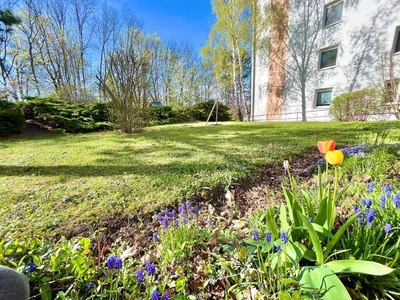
left=320, top=48, right=338, bottom=69
left=317, top=90, right=332, bottom=106
left=325, top=2, right=343, bottom=27
left=395, top=32, right=400, bottom=53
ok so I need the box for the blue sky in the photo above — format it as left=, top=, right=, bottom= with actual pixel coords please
left=108, top=1, right=215, bottom=55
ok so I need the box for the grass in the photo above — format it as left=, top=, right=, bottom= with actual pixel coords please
left=1, top=121, right=399, bottom=240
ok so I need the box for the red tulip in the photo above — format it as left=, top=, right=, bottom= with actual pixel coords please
left=317, top=140, right=336, bottom=154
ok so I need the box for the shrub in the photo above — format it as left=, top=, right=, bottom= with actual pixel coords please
left=143, top=106, right=177, bottom=126
left=329, top=88, right=383, bottom=121
left=0, top=100, right=25, bottom=137
left=20, top=97, right=113, bottom=133
left=190, top=100, right=231, bottom=122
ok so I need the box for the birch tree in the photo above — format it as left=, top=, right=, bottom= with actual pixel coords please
left=203, top=0, right=253, bottom=120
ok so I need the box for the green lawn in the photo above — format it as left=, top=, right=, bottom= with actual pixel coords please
left=1, top=121, right=399, bottom=239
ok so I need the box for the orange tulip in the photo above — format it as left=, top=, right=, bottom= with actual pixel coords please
left=325, top=150, right=344, bottom=165
left=317, top=140, right=336, bottom=154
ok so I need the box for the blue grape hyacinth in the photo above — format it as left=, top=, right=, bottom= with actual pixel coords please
left=136, top=269, right=144, bottom=284
left=145, top=261, right=156, bottom=276
left=253, top=230, right=259, bottom=241
left=25, top=263, right=37, bottom=274
left=107, top=256, right=123, bottom=270
left=151, top=289, right=161, bottom=300
left=280, top=231, right=289, bottom=244
left=384, top=223, right=392, bottom=234
left=265, top=232, right=272, bottom=243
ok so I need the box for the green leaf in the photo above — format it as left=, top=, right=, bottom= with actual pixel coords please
left=39, top=283, right=52, bottom=300
left=297, top=266, right=351, bottom=300
left=301, top=190, right=315, bottom=219
left=296, top=212, right=323, bottom=265
left=323, top=213, right=359, bottom=261
left=323, top=260, right=395, bottom=276
left=79, top=237, right=90, bottom=249
left=280, top=204, right=289, bottom=232
left=313, top=196, right=329, bottom=228
left=266, top=206, right=279, bottom=237
left=175, top=276, right=186, bottom=292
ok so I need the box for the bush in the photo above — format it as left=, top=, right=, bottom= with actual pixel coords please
left=143, top=106, right=177, bottom=126
left=0, top=100, right=25, bottom=137
left=329, top=88, right=383, bottom=121
left=20, top=97, right=113, bottom=133
left=190, top=100, right=231, bottom=122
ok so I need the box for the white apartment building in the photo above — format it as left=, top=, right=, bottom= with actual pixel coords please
left=251, top=0, right=400, bottom=121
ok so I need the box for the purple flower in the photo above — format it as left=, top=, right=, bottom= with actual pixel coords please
left=87, top=282, right=95, bottom=292
left=136, top=269, right=145, bottom=284
left=107, top=256, right=123, bottom=270
left=164, top=208, right=169, bottom=215
left=265, top=232, right=271, bottom=242
left=384, top=224, right=392, bottom=234
left=394, top=192, right=400, bottom=209
left=183, top=217, right=188, bottom=224
left=280, top=231, right=289, bottom=244
left=186, top=200, right=191, bottom=210
left=366, top=182, right=375, bottom=193
left=365, top=209, right=376, bottom=226
left=380, top=195, right=386, bottom=209
left=274, top=244, right=282, bottom=253
left=151, top=289, right=161, bottom=300
left=354, top=206, right=363, bottom=225
left=178, top=204, right=186, bottom=215
left=161, top=217, right=169, bottom=229
left=253, top=230, right=259, bottom=241
left=189, top=212, right=194, bottom=219
left=153, top=233, right=159, bottom=242
left=25, top=263, right=37, bottom=274
left=308, top=217, right=313, bottom=223
left=361, top=198, right=372, bottom=208
left=384, top=184, right=394, bottom=194
left=162, top=293, right=170, bottom=300
left=168, top=210, right=176, bottom=218
left=194, top=205, right=200, bottom=215
left=157, top=213, right=163, bottom=221
left=145, top=261, right=156, bottom=276
left=174, top=219, right=179, bottom=227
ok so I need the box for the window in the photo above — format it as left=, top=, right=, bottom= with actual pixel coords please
left=316, top=89, right=332, bottom=107
left=324, top=1, right=343, bottom=27
left=384, top=81, right=399, bottom=102
left=395, top=29, right=400, bottom=53
left=320, top=47, right=338, bottom=69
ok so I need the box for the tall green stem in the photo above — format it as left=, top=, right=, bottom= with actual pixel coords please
left=333, top=166, right=338, bottom=201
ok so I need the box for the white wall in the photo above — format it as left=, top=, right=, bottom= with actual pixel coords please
left=252, top=0, right=400, bottom=121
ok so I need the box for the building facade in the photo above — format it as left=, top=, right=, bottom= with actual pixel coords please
left=251, top=0, right=400, bottom=121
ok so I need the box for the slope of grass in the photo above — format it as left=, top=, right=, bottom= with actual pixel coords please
left=1, top=121, right=399, bottom=239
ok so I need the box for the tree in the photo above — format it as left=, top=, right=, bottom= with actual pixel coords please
left=0, top=7, right=21, bottom=100
left=203, top=0, right=253, bottom=121
left=98, top=24, right=159, bottom=133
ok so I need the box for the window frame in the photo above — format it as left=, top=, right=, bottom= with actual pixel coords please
left=323, top=0, right=344, bottom=28
left=315, top=88, right=333, bottom=107
left=393, top=26, right=400, bottom=54
left=319, top=45, right=339, bottom=70
left=384, top=80, right=400, bottom=103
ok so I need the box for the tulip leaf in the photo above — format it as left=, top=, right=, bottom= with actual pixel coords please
left=296, top=211, right=323, bottom=265
left=324, top=260, right=395, bottom=276
left=323, top=213, right=359, bottom=261
left=297, top=266, right=351, bottom=300
left=279, top=204, right=289, bottom=232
